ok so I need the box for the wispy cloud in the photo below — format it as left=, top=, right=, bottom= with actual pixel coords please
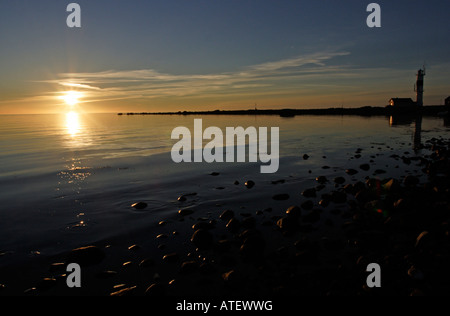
left=34, top=51, right=353, bottom=103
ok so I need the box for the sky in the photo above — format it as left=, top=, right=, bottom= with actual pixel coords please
left=0, top=0, right=449, bottom=114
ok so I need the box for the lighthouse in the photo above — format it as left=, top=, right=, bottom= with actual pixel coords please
left=415, top=67, right=425, bottom=107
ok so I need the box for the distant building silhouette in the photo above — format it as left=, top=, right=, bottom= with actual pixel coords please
left=389, top=98, right=415, bottom=107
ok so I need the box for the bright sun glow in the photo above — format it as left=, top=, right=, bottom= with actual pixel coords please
left=62, top=91, right=81, bottom=106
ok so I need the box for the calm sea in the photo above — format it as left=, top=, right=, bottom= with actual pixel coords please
left=0, top=112, right=448, bottom=265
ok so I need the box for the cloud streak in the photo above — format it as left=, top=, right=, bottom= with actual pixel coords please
left=37, top=51, right=353, bottom=103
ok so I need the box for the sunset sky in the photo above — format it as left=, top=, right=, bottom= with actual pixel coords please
left=0, top=0, right=449, bottom=114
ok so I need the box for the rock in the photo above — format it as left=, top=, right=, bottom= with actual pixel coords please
left=66, top=245, right=105, bottom=266
left=334, top=177, right=346, bottom=185
left=374, top=169, right=386, bottom=175
left=277, top=216, right=299, bottom=233
left=316, top=176, right=328, bottom=184
left=36, top=278, right=57, bottom=291
left=302, top=188, right=317, bottom=198
left=346, top=168, right=358, bottom=175
left=272, top=193, right=290, bottom=200
left=245, top=180, right=255, bottom=188
left=302, top=209, right=321, bottom=223
left=209, top=172, right=220, bottom=176
left=128, top=244, right=140, bottom=251
left=226, top=218, right=240, bottom=232
left=162, top=253, right=179, bottom=263
left=179, top=261, right=198, bottom=274
left=359, top=163, right=370, bottom=171
left=191, top=229, right=214, bottom=250
left=110, top=286, right=137, bottom=296
left=219, top=209, right=234, bottom=221
left=139, top=258, right=155, bottom=268
left=222, top=270, right=243, bottom=288
left=192, top=221, right=214, bottom=231
left=404, top=175, right=420, bottom=187
left=301, top=200, right=314, bottom=210
left=178, top=208, right=194, bottom=216
left=95, top=270, right=118, bottom=279
left=415, top=231, right=432, bottom=249
left=240, top=234, right=265, bottom=261
left=131, top=202, right=147, bottom=210
left=331, top=190, right=347, bottom=203
left=303, top=154, right=310, bottom=160
left=145, top=283, right=165, bottom=296
left=286, top=205, right=301, bottom=218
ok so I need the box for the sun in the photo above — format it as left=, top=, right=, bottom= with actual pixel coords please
left=62, top=91, right=81, bottom=106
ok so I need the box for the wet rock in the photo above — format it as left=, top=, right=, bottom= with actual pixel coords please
left=334, top=177, right=346, bottom=185
left=301, top=200, right=314, bottom=210
left=316, top=176, right=328, bottom=184
left=302, top=188, right=317, bottom=198
left=277, top=216, right=300, bottom=233
left=272, top=193, right=290, bottom=200
left=66, top=245, right=105, bottom=266
left=36, top=278, right=57, bottom=291
left=226, top=218, right=240, bottom=232
left=374, top=169, right=386, bottom=175
left=209, top=172, right=220, bottom=176
left=110, top=286, right=137, bottom=296
left=360, top=163, right=370, bottom=171
left=404, top=175, right=420, bottom=187
left=302, top=209, right=321, bottom=223
left=303, top=154, right=310, bottom=160
left=286, top=205, right=302, bottom=218
left=191, top=229, right=214, bottom=250
left=128, top=244, right=140, bottom=251
left=415, top=231, right=433, bottom=249
left=331, top=190, right=347, bottom=204
left=346, top=168, right=358, bottom=176
left=180, top=261, right=199, bottom=274
left=95, top=270, right=118, bottom=279
left=245, top=180, right=255, bottom=189
left=139, top=258, right=155, bottom=268
left=178, top=208, right=194, bottom=216
left=162, top=253, right=179, bottom=263
left=145, top=283, right=165, bottom=296
left=222, top=270, right=243, bottom=288
left=240, top=234, right=265, bottom=261
left=131, top=202, right=147, bottom=210
left=241, top=216, right=256, bottom=229
left=219, top=209, right=234, bottom=221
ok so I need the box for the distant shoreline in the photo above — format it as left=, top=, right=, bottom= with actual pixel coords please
left=118, top=105, right=449, bottom=117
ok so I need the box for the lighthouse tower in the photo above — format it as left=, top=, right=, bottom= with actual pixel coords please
left=415, top=67, right=425, bottom=107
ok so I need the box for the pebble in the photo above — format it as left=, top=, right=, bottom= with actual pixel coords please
left=219, top=209, right=235, bottom=221
left=302, top=188, right=317, bottom=198
left=131, top=202, right=147, bottom=210
left=272, top=193, right=290, bottom=200
left=245, top=180, right=255, bottom=188
left=178, top=209, right=194, bottom=216
left=301, top=200, right=314, bottom=210
left=316, top=176, right=328, bottom=184
left=191, top=229, right=214, bottom=250
left=359, top=163, right=370, bottom=171
left=66, top=245, right=105, bottom=266
left=162, top=253, right=179, bottom=263
left=285, top=205, right=301, bottom=218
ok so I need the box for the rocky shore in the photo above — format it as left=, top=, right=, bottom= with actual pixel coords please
left=1, top=136, right=449, bottom=296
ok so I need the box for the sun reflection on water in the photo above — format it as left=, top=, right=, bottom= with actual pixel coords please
left=66, top=111, right=81, bottom=136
